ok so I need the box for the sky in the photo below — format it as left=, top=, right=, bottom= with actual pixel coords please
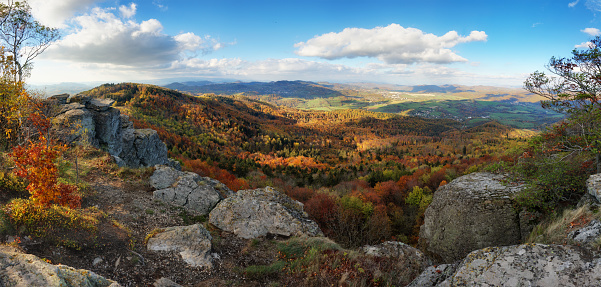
left=16, top=0, right=601, bottom=87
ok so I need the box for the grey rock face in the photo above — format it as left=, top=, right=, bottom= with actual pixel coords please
left=587, top=173, right=601, bottom=203
left=407, top=264, right=458, bottom=287
left=50, top=95, right=172, bottom=168
left=437, top=244, right=601, bottom=287
left=133, top=129, right=169, bottom=167
left=209, top=186, right=323, bottom=239
left=568, top=219, right=601, bottom=246
left=118, top=128, right=169, bottom=168
left=419, top=172, right=525, bottom=263
left=147, top=224, right=213, bottom=268
left=94, top=108, right=122, bottom=156
left=151, top=165, right=232, bottom=215
left=0, top=245, right=121, bottom=287
left=52, top=107, right=98, bottom=146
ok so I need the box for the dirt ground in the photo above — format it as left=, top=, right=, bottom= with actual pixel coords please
left=14, top=164, right=283, bottom=287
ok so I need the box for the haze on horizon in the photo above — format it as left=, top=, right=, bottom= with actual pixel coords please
left=17, top=0, right=601, bottom=87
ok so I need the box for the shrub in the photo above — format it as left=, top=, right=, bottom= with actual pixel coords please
left=3, top=198, right=110, bottom=249
left=515, top=154, right=591, bottom=213
left=11, top=138, right=81, bottom=208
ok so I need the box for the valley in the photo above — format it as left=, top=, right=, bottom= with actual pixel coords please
left=166, top=80, right=563, bottom=129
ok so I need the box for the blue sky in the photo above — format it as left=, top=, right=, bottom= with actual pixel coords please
left=21, top=0, right=601, bottom=87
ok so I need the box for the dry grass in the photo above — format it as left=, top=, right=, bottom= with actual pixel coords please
left=526, top=205, right=600, bottom=245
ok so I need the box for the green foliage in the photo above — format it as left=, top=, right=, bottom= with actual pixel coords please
left=514, top=154, right=591, bottom=213
left=0, top=170, right=25, bottom=194
left=339, top=195, right=373, bottom=218
left=405, top=186, right=433, bottom=210
left=178, top=209, right=207, bottom=225
left=3, top=198, right=105, bottom=249
left=244, top=261, right=286, bottom=280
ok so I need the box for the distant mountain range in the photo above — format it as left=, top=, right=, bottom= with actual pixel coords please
left=164, top=80, right=344, bottom=99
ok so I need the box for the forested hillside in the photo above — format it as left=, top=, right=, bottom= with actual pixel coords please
left=84, top=83, right=530, bottom=246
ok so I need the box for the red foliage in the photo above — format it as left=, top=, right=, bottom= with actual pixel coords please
left=305, top=193, right=338, bottom=229
left=11, top=138, right=80, bottom=208
left=287, top=186, right=314, bottom=203
left=181, top=158, right=250, bottom=191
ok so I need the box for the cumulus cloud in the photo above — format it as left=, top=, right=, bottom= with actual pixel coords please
left=582, top=27, right=601, bottom=36
left=575, top=41, right=594, bottom=48
left=43, top=6, right=225, bottom=68
left=170, top=58, right=361, bottom=78
left=119, top=3, right=136, bottom=19
left=25, top=0, right=102, bottom=28
left=294, top=24, right=487, bottom=64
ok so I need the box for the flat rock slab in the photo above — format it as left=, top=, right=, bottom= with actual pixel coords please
left=0, top=245, right=121, bottom=287
left=209, top=186, right=323, bottom=239
left=437, top=244, right=601, bottom=287
left=151, top=165, right=232, bottom=215
left=147, top=224, right=213, bottom=268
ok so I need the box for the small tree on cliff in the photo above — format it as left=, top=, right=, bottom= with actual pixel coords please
left=0, top=1, right=59, bottom=83
left=524, top=36, right=601, bottom=172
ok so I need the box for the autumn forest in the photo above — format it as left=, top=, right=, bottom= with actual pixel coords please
left=82, top=82, right=533, bottom=247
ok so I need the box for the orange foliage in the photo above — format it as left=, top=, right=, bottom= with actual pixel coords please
left=11, top=137, right=80, bottom=208
left=181, top=158, right=250, bottom=191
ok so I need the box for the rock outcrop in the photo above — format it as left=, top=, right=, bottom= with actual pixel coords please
left=209, top=186, right=323, bottom=239
left=0, top=245, right=121, bottom=287
left=50, top=93, right=171, bottom=168
left=419, top=172, right=527, bottom=263
left=433, top=244, right=601, bottom=287
left=150, top=165, right=233, bottom=215
left=146, top=224, right=213, bottom=268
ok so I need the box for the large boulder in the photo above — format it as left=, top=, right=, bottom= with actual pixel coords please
left=146, top=224, right=213, bottom=268
left=435, top=244, right=601, bottom=287
left=419, top=172, right=526, bottom=263
left=209, top=186, right=323, bottom=239
left=0, top=245, right=121, bottom=287
left=151, top=165, right=232, bottom=215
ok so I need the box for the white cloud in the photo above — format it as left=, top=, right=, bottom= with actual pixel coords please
left=569, top=0, right=580, bottom=7
left=25, top=0, right=102, bottom=28
left=43, top=6, right=225, bottom=68
left=582, top=27, right=601, bottom=36
left=153, top=0, right=168, bottom=11
left=119, top=3, right=136, bottom=19
left=575, top=41, right=594, bottom=48
left=585, top=0, right=601, bottom=12
left=294, top=24, right=487, bottom=65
